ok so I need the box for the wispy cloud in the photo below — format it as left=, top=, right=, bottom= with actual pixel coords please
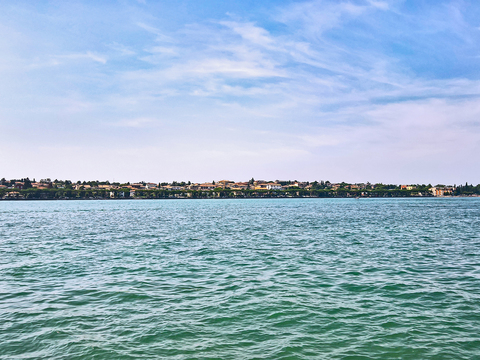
left=276, top=0, right=378, bottom=37
left=112, top=117, right=159, bottom=128
left=107, top=42, right=136, bottom=56
left=219, top=21, right=275, bottom=48
left=137, top=22, right=174, bottom=42
left=58, top=51, right=107, bottom=64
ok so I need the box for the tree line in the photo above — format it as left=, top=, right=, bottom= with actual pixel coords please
left=2, top=187, right=474, bottom=200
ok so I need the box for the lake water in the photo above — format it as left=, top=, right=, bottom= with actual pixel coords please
left=1, top=198, right=480, bottom=359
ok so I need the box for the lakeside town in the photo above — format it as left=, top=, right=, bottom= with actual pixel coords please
left=1, top=177, right=478, bottom=200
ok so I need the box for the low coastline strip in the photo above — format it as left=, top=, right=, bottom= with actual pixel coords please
left=1, top=178, right=478, bottom=200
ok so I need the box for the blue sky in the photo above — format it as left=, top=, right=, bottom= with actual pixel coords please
left=1, top=0, right=479, bottom=184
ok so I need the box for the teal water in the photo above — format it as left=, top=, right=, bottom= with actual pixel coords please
left=1, top=198, right=480, bottom=359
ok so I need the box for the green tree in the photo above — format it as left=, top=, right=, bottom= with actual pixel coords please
left=23, top=178, right=32, bottom=189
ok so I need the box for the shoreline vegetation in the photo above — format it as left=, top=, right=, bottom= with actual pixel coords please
left=1, top=178, right=479, bottom=200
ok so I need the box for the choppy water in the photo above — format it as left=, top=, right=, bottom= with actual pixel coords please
left=1, top=198, right=480, bottom=359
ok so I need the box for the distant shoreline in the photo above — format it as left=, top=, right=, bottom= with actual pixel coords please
left=1, top=194, right=479, bottom=201
left=2, top=179, right=478, bottom=200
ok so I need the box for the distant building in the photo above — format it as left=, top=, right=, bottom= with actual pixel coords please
left=130, top=183, right=145, bottom=189
left=32, top=182, right=50, bottom=189
left=14, top=182, right=25, bottom=190
left=163, top=185, right=184, bottom=191
left=430, top=186, right=454, bottom=196
left=187, top=183, right=200, bottom=190
left=98, top=185, right=114, bottom=190
left=266, top=183, right=283, bottom=190
left=3, top=191, right=23, bottom=199
left=199, top=183, right=216, bottom=191
left=254, top=183, right=269, bottom=190
left=231, top=182, right=249, bottom=190
left=217, top=180, right=234, bottom=189
left=75, top=184, right=92, bottom=190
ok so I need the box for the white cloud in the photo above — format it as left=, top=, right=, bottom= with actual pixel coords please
left=56, top=51, right=107, bottom=64
left=137, top=22, right=174, bottom=42
left=107, top=42, right=136, bottom=56
left=112, top=117, right=159, bottom=128
left=367, top=0, right=389, bottom=10
left=276, top=0, right=369, bottom=37
left=220, top=21, right=275, bottom=47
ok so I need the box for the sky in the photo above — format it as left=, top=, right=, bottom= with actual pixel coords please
left=1, top=0, right=479, bottom=184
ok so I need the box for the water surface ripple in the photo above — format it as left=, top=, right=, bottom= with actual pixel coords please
left=1, top=198, right=480, bottom=359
